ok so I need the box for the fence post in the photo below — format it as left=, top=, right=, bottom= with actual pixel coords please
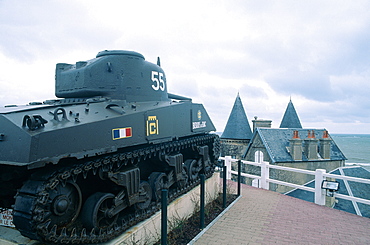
left=315, top=169, right=326, bottom=205
left=161, top=189, right=168, bottom=245
left=260, top=161, right=269, bottom=190
left=237, top=160, right=241, bottom=196
left=200, top=174, right=205, bottom=229
left=223, top=165, right=227, bottom=209
left=225, top=156, right=232, bottom=180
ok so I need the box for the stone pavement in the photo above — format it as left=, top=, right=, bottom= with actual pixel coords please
left=192, top=183, right=370, bottom=245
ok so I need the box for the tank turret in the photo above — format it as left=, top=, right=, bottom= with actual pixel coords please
left=56, top=50, right=168, bottom=102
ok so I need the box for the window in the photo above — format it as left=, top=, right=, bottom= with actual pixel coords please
left=254, top=151, right=264, bottom=163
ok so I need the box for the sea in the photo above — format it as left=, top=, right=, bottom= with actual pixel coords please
left=331, top=134, right=370, bottom=165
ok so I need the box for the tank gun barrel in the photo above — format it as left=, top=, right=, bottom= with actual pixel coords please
left=168, top=93, right=192, bottom=101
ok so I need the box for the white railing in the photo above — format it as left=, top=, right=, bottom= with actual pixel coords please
left=220, top=156, right=370, bottom=208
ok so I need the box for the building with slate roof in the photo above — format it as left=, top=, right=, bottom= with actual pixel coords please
left=286, top=166, right=370, bottom=217
left=279, top=99, right=302, bottom=128
left=220, top=95, right=346, bottom=193
left=220, top=93, right=253, bottom=159
left=243, top=128, right=346, bottom=193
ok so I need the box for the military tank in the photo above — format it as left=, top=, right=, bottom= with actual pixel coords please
left=0, top=50, right=219, bottom=244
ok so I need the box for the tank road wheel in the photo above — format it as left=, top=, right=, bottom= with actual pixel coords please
left=177, top=165, right=189, bottom=189
left=185, top=159, right=199, bottom=181
left=81, top=192, right=118, bottom=230
left=135, top=181, right=152, bottom=210
left=148, top=172, right=167, bottom=201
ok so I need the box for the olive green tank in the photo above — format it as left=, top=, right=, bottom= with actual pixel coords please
left=0, top=50, right=219, bottom=244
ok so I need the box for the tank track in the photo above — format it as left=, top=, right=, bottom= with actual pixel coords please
left=13, top=134, right=220, bottom=244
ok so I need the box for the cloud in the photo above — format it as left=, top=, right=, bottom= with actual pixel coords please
left=266, top=71, right=332, bottom=101
left=0, top=0, right=119, bottom=62
left=0, top=0, right=369, bottom=133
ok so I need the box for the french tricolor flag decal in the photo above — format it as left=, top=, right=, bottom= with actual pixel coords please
left=112, top=127, right=132, bottom=140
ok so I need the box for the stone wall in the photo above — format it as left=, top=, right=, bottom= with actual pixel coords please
left=220, top=138, right=249, bottom=160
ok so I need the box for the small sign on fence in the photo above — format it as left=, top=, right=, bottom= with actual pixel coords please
left=0, top=209, right=15, bottom=227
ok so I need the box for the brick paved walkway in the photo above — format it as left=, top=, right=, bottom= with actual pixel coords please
left=192, top=184, right=370, bottom=245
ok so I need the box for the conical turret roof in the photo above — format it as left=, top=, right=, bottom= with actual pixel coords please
left=221, top=93, right=253, bottom=140
left=279, top=99, right=302, bottom=128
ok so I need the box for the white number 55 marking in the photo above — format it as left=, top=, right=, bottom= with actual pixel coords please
left=151, top=71, right=165, bottom=91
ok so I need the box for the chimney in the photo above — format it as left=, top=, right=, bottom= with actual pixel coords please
left=319, top=130, right=331, bottom=159
left=304, top=130, right=319, bottom=160
left=289, top=130, right=302, bottom=161
left=252, top=116, right=272, bottom=133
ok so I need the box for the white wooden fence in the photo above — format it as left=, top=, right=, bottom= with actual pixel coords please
left=220, top=156, right=370, bottom=209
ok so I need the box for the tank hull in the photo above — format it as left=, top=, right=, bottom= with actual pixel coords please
left=0, top=99, right=215, bottom=168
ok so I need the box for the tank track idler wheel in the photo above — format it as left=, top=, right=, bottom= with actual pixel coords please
left=13, top=179, right=82, bottom=236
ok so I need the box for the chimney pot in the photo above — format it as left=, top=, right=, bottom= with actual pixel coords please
left=292, top=130, right=300, bottom=139
left=323, top=130, right=329, bottom=138
left=319, top=130, right=331, bottom=159
left=304, top=130, right=319, bottom=160
left=289, top=131, right=303, bottom=161
left=308, top=130, right=316, bottom=139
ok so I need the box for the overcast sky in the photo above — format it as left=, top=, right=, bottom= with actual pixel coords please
left=0, top=0, right=369, bottom=134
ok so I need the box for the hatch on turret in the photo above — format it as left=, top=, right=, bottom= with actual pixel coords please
left=96, top=50, right=145, bottom=59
